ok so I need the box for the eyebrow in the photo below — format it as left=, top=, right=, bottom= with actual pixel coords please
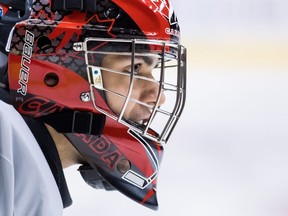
left=136, top=56, right=156, bottom=66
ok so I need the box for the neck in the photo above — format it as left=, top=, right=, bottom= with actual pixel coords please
left=45, top=124, right=84, bottom=168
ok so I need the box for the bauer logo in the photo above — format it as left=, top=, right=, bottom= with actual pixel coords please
left=17, top=30, right=34, bottom=96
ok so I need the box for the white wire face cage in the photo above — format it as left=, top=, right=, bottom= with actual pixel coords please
left=73, top=38, right=186, bottom=144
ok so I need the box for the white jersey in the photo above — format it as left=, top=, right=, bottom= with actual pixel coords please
left=0, top=100, right=63, bottom=216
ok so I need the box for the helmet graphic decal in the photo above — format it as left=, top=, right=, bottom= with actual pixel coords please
left=151, top=0, right=171, bottom=20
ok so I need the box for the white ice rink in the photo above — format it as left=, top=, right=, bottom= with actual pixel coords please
left=64, top=1, right=288, bottom=216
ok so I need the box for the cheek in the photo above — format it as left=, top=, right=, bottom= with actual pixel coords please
left=103, top=72, right=128, bottom=92
left=103, top=72, right=145, bottom=100
left=102, top=72, right=132, bottom=114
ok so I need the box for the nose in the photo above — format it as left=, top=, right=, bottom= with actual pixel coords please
left=139, top=74, right=166, bottom=107
left=157, top=88, right=166, bottom=107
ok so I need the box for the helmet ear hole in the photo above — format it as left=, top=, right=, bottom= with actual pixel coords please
left=36, top=36, right=52, bottom=52
left=44, top=72, right=59, bottom=87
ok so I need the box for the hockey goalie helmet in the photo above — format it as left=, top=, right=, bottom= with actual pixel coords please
left=0, top=0, right=186, bottom=210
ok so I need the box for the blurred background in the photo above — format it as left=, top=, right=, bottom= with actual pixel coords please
left=64, top=0, right=288, bottom=216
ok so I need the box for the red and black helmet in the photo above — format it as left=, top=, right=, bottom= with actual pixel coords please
left=0, top=0, right=186, bottom=210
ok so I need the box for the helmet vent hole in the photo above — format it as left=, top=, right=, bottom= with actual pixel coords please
left=117, top=158, right=131, bottom=173
left=44, top=73, right=59, bottom=87
left=37, top=36, right=52, bottom=52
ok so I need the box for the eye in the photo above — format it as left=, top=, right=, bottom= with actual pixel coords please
left=124, top=63, right=142, bottom=74
left=133, top=63, right=141, bottom=74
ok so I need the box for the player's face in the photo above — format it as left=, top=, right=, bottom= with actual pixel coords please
left=101, top=54, right=166, bottom=124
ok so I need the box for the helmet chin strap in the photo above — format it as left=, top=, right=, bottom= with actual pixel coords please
left=0, top=0, right=32, bottom=24
left=0, top=23, right=13, bottom=88
left=51, top=0, right=100, bottom=12
left=78, top=164, right=116, bottom=191
left=39, top=110, right=106, bottom=135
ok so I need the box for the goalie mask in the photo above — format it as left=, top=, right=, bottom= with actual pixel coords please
left=0, top=0, right=186, bottom=210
